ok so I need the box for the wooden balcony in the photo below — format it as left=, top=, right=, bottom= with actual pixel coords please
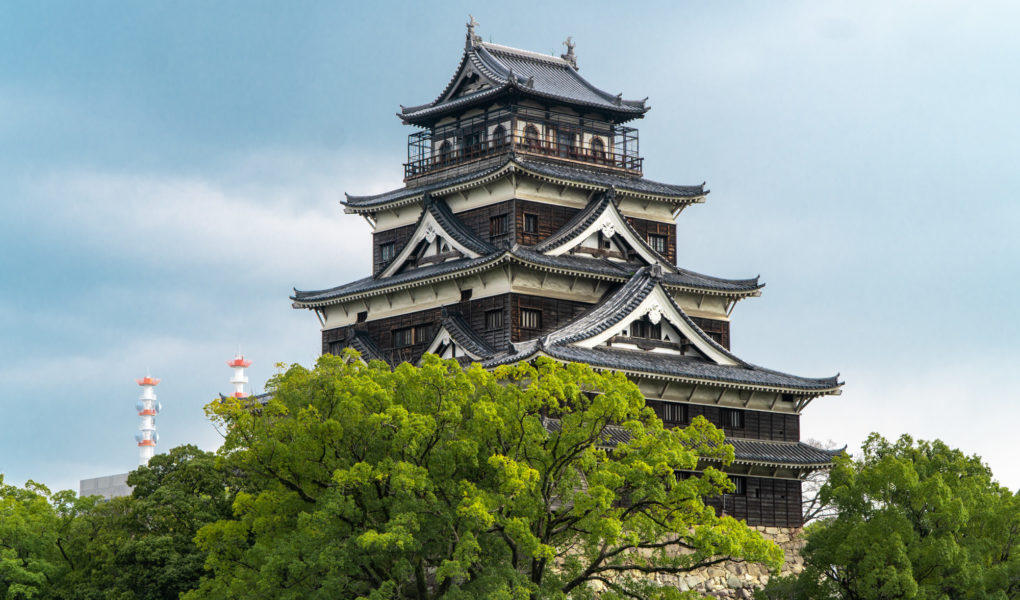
left=405, top=106, right=641, bottom=181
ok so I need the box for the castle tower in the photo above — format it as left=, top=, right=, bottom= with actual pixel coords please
left=291, top=20, right=843, bottom=582
left=227, top=354, right=251, bottom=398
left=134, top=375, right=160, bottom=465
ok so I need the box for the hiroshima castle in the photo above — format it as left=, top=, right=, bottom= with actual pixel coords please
left=291, top=17, right=842, bottom=557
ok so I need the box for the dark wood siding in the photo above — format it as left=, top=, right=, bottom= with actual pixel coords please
left=704, top=477, right=802, bottom=528
left=645, top=401, right=799, bottom=443
left=510, top=294, right=592, bottom=343
left=515, top=200, right=581, bottom=247
left=456, top=201, right=514, bottom=247
left=690, top=316, right=730, bottom=350
left=372, top=223, right=417, bottom=274
left=321, top=295, right=514, bottom=365
left=626, top=217, right=676, bottom=265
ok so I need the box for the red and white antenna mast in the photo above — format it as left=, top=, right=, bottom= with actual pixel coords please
left=134, top=375, right=161, bottom=465
left=227, top=353, right=251, bottom=398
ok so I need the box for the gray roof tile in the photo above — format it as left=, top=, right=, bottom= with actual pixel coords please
left=343, top=156, right=705, bottom=211
left=294, top=249, right=761, bottom=306
left=440, top=309, right=497, bottom=358
left=401, top=42, right=647, bottom=125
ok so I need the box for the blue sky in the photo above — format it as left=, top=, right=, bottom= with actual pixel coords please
left=2, top=1, right=1019, bottom=492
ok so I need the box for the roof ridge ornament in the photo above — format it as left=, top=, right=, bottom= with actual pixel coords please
left=561, top=36, right=578, bottom=70
left=466, top=15, right=482, bottom=48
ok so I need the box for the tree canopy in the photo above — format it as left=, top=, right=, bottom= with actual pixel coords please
left=759, top=433, right=1020, bottom=600
left=0, top=445, right=235, bottom=600
left=188, top=352, right=782, bottom=600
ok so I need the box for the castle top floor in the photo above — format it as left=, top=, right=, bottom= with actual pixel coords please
left=399, top=19, right=648, bottom=181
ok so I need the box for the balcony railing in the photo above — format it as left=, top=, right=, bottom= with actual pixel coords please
left=405, top=106, right=641, bottom=180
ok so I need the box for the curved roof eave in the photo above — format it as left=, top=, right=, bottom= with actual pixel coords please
left=292, top=249, right=763, bottom=310
left=343, top=158, right=708, bottom=214
left=484, top=348, right=843, bottom=396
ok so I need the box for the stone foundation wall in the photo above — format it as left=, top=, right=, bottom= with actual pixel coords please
left=668, top=526, right=805, bottom=598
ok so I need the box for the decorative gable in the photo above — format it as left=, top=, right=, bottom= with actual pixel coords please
left=570, top=283, right=738, bottom=366
left=541, top=267, right=739, bottom=367
left=535, top=192, right=677, bottom=272
left=379, top=198, right=496, bottom=278
left=419, top=309, right=496, bottom=362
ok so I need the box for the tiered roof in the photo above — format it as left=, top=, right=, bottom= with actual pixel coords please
left=343, top=156, right=707, bottom=215
left=293, top=194, right=763, bottom=307
left=294, top=26, right=843, bottom=481
left=399, top=36, right=648, bottom=126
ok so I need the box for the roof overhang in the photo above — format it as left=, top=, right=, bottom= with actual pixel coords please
left=342, top=159, right=708, bottom=216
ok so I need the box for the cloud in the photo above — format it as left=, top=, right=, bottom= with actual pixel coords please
left=20, top=148, right=402, bottom=286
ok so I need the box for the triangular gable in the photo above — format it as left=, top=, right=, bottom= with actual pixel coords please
left=538, top=194, right=676, bottom=273
left=421, top=326, right=482, bottom=361
left=379, top=199, right=495, bottom=278
left=568, top=283, right=737, bottom=366
left=540, top=269, right=738, bottom=367
left=433, top=48, right=503, bottom=106
left=420, top=310, right=496, bottom=362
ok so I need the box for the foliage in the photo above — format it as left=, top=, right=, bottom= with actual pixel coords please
left=799, top=439, right=842, bottom=525
left=55, top=445, right=239, bottom=600
left=0, top=477, right=77, bottom=600
left=0, top=445, right=236, bottom=600
left=188, top=352, right=782, bottom=600
left=758, top=433, right=1020, bottom=600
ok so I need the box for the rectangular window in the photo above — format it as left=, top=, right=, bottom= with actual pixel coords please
left=490, top=214, right=508, bottom=237
left=393, top=326, right=414, bottom=347
left=630, top=319, right=661, bottom=340
left=520, top=308, right=542, bottom=330
left=648, top=234, right=667, bottom=254
left=731, top=476, right=746, bottom=496
left=380, top=242, right=395, bottom=262
left=393, top=325, right=430, bottom=348
left=722, top=409, right=744, bottom=429
left=523, top=213, right=538, bottom=234
left=485, top=309, right=503, bottom=330
left=651, top=400, right=687, bottom=425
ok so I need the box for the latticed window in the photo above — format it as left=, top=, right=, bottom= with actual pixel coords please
left=590, top=136, right=606, bottom=161
left=524, top=213, right=538, bottom=234
left=393, top=327, right=414, bottom=347
left=380, top=242, right=395, bottom=262
left=650, top=400, right=687, bottom=425
left=393, top=325, right=430, bottom=348
left=492, top=124, right=508, bottom=149
left=630, top=318, right=661, bottom=340
left=722, top=408, right=744, bottom=429
left=648, top=234, right=667, bottom=254
left=437, top=140, right=453, bottom=165
left=731, top=476, right=746, bottom=496
left=523, top=124, right=540, bottom=150
left=485, top=309, right=503, bottom=330
left=461, top=129, right=484, bottom=158
left=490, top=214, right=508, bottom=237
left=520, top=308, right=542, bottom=329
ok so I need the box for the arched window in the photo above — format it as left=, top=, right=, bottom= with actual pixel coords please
left=492, top=124, right=508, bottom=149
left=461, top=129, right=484, bottom=159
left=524, top=124, right=540, bottom=151
left=591, top=136, right=606, bottom=162
left=438, top=140, right=452, bottom=165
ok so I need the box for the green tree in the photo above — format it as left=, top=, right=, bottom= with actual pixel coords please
left=759, top=433, right=1020, bottom=600
left=58, top=445, right=239, bottom=600
left=189, top=352, right=782, bottom=600
left=0, top=477, right=80, bottom=600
